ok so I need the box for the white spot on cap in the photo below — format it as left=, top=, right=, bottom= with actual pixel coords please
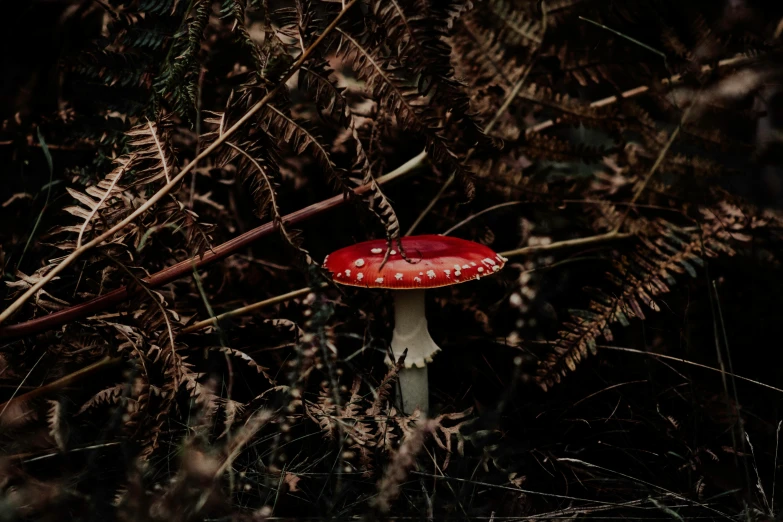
left=395, top=273, right=403, bottom=280
left=357, top=273, right=364, bottom=281
left=484, top=258, right=496, bottom=265
left=454, top=270, right=461, bottom=277
left=371, top=248, right=383, bottom=254
left=454, top=264, right=461, bottom=271
left=492, top=265, right=500, bottom=272
left=444, top=269, right=451, bottom=277
left=419, top=272, right=424, bottom=276
left=345, top=269, right=351, bottom=277
left=462, top=264, right=470, bottom=269
left=426, top=270, right=436, bottom=279
left=477, top=267, right=484, bottom=273
left=355, top=258, right=365, bottom=267
left=470, top=262, right=477, bottom=266
left=375, top=277, right=384, bottom=283
left=390, top=250, right=397, bottom=255
left=336, top=272, right=342, bottom=277
left=414, top=277, right=422, bottom=283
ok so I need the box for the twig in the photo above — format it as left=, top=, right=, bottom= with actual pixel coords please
left=0, top=351, right=47, bottom=420
left=0, top=0, right=360, bottom=327
left=526, top=54, right=748, bottom=134
left=185, top=229, right=629, bottom=335
left=180, top=284, right=325, bottom=335
left=0, top=357, right=119, bottom=411
left=410, top=470, right=630, bottom=505
left=499, top=231, right=631, bottom=258
left=440, top=201, right=523, bottom=236
left=0, top=148, right=425, bottom=339
left=3, top=225, right=629, bottom=405
left=578, top=16, right=669, bottom=72
left=613, top=103, right=693, bottom=233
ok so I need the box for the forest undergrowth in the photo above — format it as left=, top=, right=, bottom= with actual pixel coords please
left=2, top=0, right=783, bottom=520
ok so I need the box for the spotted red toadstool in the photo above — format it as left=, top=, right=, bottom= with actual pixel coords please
left=323, top=234, right=507, bottom=414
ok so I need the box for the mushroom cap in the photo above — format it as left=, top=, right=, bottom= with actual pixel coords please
left=323, top=234, right=507, bottom=289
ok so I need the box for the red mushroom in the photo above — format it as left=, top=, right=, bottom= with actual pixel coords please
left=323, top=235, right=507, bottom=414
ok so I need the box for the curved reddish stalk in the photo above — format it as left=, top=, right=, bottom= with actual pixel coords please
left=0, top=0, right=360, bottom=327
left=0, top=154, right=426, bottom=339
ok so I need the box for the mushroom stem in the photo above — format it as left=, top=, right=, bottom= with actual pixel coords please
left=390, top=289, right=440, bottom=415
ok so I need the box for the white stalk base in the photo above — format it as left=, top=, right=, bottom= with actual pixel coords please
left=396, top=366, right=429, bottom=415
left=388, top=290, right=440, bottom=415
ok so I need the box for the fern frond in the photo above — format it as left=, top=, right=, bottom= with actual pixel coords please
left=54, top=119, right=177, bottom=252
left=300, top=61, right=350, bottom=122
left=335, top=27, right=476, bottom=199
left=367, top=355, right=404, bottom=417
left=535, top=218, right=743, bottom=390
left=212, top=346, right=276, bottom=385
left=346, top=114, right=402, bottom=251
left=513, top=132, right=611, bottom=163
left=220, top=0, right=267, bottom=76
left=519, top=83, right=612, bottom=126
left=46, top=399, right=68, bottom=452
left=77, top=384, right=128, bottom=415
left=262, top=104, right=350, bottom=193
left=154, top=0, right=211, bottom=118
left=479, top=0, right=543, bottom=48
left=370, top=0, right=493, bottom=149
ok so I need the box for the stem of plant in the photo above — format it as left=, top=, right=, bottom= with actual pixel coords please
left=0, top=356, right=120, bottom=413
left=0, top=151, right=427, bottom=339
left=0, top=0, right=360, bottom=327
left=2, top=224, right=627, bottom=406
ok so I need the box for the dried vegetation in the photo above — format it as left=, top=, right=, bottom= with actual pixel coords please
left=1, top=0, right=783, bottom=519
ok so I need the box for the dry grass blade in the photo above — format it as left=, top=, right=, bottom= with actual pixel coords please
left=556, top=458, right=732, bottom=519
left=600, top=345, right=783, bottom=394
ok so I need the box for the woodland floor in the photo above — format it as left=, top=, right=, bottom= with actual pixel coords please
left=2, top=1, right=783, bottom=521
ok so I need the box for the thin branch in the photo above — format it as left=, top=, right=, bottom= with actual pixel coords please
left=0, top=356, right=119, bottom=413
left=0, top=0, right=360, bottom=327
left=440, top=201, right=523, bottom=236
left=0, top=149, right=426, bottom=339
left=181, top=284, right=326, bottom=335
left=185, top=229, right=631, bottom=335
left=499, top=231, right=631, bottom=258
left=0, top=352, right=46, bottom=420
left=527, top=53, right=749, bottom=134
left=7, top=223, right=632, bottom=404
left=613, top=103, right=694, bottom=233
